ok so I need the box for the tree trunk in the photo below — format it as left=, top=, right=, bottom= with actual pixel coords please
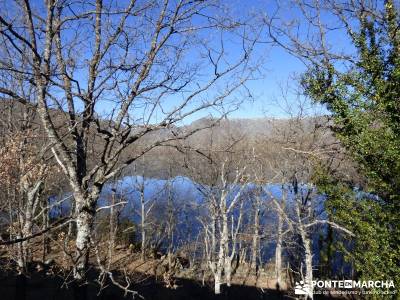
left=215, top=214, right=228, bottom=294
left=300, top=225, right=313, bottom=300
left=140, top=186, right=146, bottom=261
left=221, top=214, right=231, bottom=287
left=215, top=244, right=225, bottom=294
left=225, top=258, right=232, bottom=287
left=275, top=212, right=283, bottom=289
left=141, top=207, right=146, bottom=260
left=64, top=200, right=75, bottom=263
left=108, top=190, right=117, bottom=269
left=304, top=235, right=313, bottom=300
left=16, top=235, right=25, bottom=271
left=20, top=218, right=33, bottom=269
left=74, top=197, right=95, bottom=281
left=251, top=208, right=260, bottom=272
left=42, top=203, right=50, bottom=263
left=214, top=270, right=222, bottom=295
left=295, top=187, right=313, bottom=300
left=17, top=182, right=42, bottom=270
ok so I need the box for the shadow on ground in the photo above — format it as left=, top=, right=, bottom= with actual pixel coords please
left=0, top=268, right=338, bottom=300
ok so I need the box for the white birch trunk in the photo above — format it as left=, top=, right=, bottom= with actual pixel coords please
left=214, top=270, right=222, bottom=295
left=225, top=258, right=232, bottom=287
left=251, top=207, right=260, bottom=272
left=275, top=211, right=283, bottom=288
left=107, top=190, right=117, bottom=270
left=296, top=196, right=313, bottom=300
left=74, top=193, right=96, bottom=281
left=17, top=181, right=43, bottom=270
left=300, top=227, right=313, bottom=300
left=221, top=211, right=230, bottom=287
left=140, top=186, right=146, bottom=261
left=215, top=212, right=228, bottom=294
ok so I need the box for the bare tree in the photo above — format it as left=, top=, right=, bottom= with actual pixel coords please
left=250, top=187, right=262, bottom=273
left=199, top=162, right=247, bottom=294
left=0, top=99, right=62, bottom=272
left=258, top=91, right=353, bottom=298
left=129, top=174, right=154, bottom=261
left=0, top=0, right=259, bottom=288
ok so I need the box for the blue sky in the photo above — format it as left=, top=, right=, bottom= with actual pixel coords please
left=37, top=0, right=355, bottom=122
left=226, top=0, right=307, bottom=119
left=0, top=0, right=359, bottom=123
left=65, top=0, right=314, bottom=121
left=229, top=45, right=307, bottom=118
left=223, top=0, right=357, bottom=120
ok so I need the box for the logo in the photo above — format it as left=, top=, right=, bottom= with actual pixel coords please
left=295, top=281, right=312, bottom=295
left=294, top=279, right=396, bottom=296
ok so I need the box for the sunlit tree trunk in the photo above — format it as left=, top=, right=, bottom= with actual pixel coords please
left=221, top=213, right=231, bottom=287
left=295, top=198, right=313, bottom=300
left=139, top=182, right=146, bottom=261
left=275, top=187, right=287, bottom=289
left=17, top=181, right=43, bottom=270
left=216, top=215, right=226, bottom=294
left=251, top=206, right=260, bottom=272
left=107, top=189, right=118, bottom=269
left=73, top=189, right=99, bottom=281
left=275, top=212, right=283, bottom=288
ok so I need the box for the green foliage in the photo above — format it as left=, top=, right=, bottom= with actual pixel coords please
left=318, top=225, right=335, bottom=279
left=303, top=1, right=400, bottom=296
left=315, top=168, right=399, bottom=294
